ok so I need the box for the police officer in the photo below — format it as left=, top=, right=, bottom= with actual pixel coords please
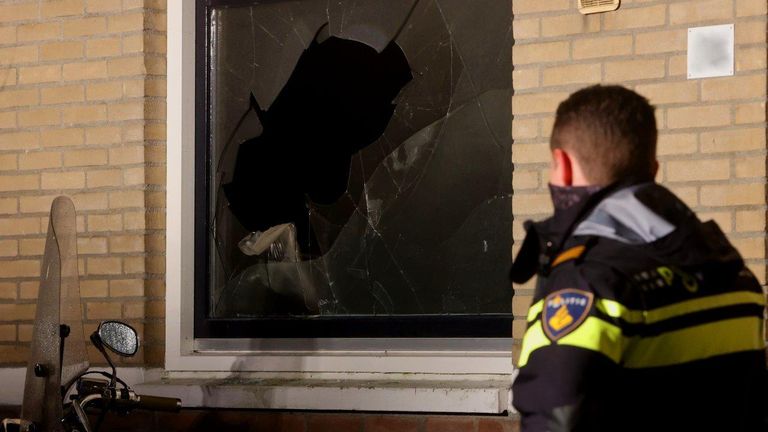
left=510, top=85, right=767, bottom=432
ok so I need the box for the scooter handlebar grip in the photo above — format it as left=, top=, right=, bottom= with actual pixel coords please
left=135, top=395, right=182, bottom=412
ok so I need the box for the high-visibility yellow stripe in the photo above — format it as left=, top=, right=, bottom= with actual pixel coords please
left=595, top=291, right=766, bottom=324
left=518, top=316, right=764, bottom=369
left=518, top=320, right=549, bottom=367
left=557, top=317, right=624, bottom=363
left=551, top=245, right=586, bottom=267
left=526, top=299, right=544, bottom=322
left=623, top=316, right=764, bottom=368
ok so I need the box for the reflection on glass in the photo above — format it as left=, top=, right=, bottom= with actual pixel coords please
left=207, top=0, right=512, bottom=318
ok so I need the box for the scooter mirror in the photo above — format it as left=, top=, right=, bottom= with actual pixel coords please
left=96, top=321, right=138, bottom=357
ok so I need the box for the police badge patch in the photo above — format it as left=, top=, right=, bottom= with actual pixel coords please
left=542, top=289, right=594, bottom=341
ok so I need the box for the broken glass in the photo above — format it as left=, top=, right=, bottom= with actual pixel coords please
left=207, top=0, right=512, bottom=318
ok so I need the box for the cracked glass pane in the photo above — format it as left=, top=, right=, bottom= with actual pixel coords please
left=208, top=0, right=512, bottom=318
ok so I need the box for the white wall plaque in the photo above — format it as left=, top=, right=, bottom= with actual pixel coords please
left=688, top=24, right=734, bottom=79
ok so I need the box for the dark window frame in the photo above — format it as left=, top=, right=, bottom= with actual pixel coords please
left=193, top=0, right=513, bottom=339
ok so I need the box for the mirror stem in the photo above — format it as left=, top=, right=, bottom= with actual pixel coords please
left=90, top=332, right=117, bottom=389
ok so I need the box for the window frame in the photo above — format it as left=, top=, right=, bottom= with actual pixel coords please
left=166, top=0, right=515, bottom=375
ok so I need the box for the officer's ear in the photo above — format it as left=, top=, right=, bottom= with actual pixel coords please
left=550, top=148, right=573, bottom=186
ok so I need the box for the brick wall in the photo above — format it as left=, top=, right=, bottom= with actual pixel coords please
left=0, top=0, right=167, bottom=367
left=511, top=0, right=768, bottom=359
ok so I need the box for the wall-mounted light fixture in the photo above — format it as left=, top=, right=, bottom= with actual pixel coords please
left=578, top=0, right=620, bottom=15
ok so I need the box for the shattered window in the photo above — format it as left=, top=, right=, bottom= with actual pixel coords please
left=195, top=0, right=513, bottom=337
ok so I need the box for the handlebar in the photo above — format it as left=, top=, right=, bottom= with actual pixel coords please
left=133, top=395, right=182, bottom=412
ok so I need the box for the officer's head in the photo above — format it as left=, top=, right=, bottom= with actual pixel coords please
left=549, top=85, right=658, bottom=187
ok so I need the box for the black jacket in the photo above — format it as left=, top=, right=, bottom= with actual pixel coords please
left=511, top=182, right=767, bottom=432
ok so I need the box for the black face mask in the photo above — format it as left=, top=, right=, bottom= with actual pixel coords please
left=548, top=183, right=602, bottom=211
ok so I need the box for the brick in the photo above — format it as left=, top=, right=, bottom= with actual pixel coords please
left=18, top=108, right=60, bottom=127
left=0, top=346, right=30, bottom=364
left=735, top=103, right=765, bottom=125
left=700, top=184, right=764, bottom=206
left=365, top=416, right=421, bottom=432
left=86, top=81, right=123, bottom=101
left=108, top=13, right=145, bottom=33
left=0, top=154, right=17, bottom=170
left=513, top=41, right=569, bottom=65
left=513, top=0, right=570, bottom=14
left=512, top=118, right=538, bottom=140
left=41, top=85, right=84, bottom=104
left=40, top=41, right=84, bottom=61
left=124, top=211, right=146, bottom=230
left=512, top=193, right=551, bottom=215
left=0, top=303, right=35, bottom=320
left=42, top=0, right=84, bottom=18
left=108, top=101, right=143, bottom=121
left=146, top=12, right=166, bottom=31
left=88, top=214, right=122, bottom=232
left=0, top=240, right=18, bottom=257
left=17, top=22, right=60, bottom=42
left=19, top=151, right=61, bottom=170
left=0, top=26, right=16, bottom=45
left=735, top=156, right=763, bottom=179
left=732, top=237, right=764, bottom=260
left=736, top=46, right=767, bottom=72
left=87, top=257, right=122, bottom=275
left=63, top=17, right=107, bottom=37
left=0, top=131, right=39, bottom=151
left=62, top=104, right=107, bottom=124
left=307, top=414, right=363, bottom=432
left=542, top=63, right=601, bottom=87
left=573, top=35, right=632, bottom=59
left=123, top=301, right=145, bottom=318
left=0, top=111, right=15, bottom=130
left=736, top=0, right=767, bottom=17
left=702, top=75, right=765, bottom=101
left=110, top=279, right=144, bottom=297
left=0, top=324, right=16, bottom=341
left=63, top=149, right=108, bottom=167
left=41, top=171, right=85, bottom=189
left=513, top=67, right=539, bottom=90
left=123, top=79, right=144, bottom=97
left=635, top=81, right=698, bottom=105
left=425, top=417, right=474, bottom=432
left=0, top=88, right=38, bottom=109
left=80, top=279, right=108, bottom=297
left=0, top=3, right=38, bottom=23
left=667, top=105, right=730, bottom=129
left=124, top=256, right=146, bottom=274
left=86, top=0, right=121, bottom=13
left=0, top=260, right=39, bottom=278
left=512, top=143, right=550, bottom=164
left=700, top=128, right=765, bottom=153
left=109, top=235, right=144, bottom=253
left=70, top=192, right=108, bottom=211
left=669, top=0, right=734, bottom=25
left=668, top=55, right=687, bottom=77
left=603, top=4, right=666, bottom=30
left=512, top=92, right=569, bottom=115
left=41, top=127, right=84, bottom=147
left=541, top=14, right=599, bottom=37
left=18, top=65, right=61, bottom=84
left=145, top=100, right=165, bottom=119
left=86, top=37, right=122, bottom=58
left=86, top=126, right=121, bottom=144
left=63, top=61, right=108, bottom=81
left=605, top=59, right=665, bottom=82
left=122, top=33, right=143, bottom=53
left=0, top=283, right=16, bottom=299
left=478, top=418, right=519, bottom=432
left=77, top=237, right=108, bottom=255
left=108, top=56, right=146, bottom=77
left=86, top=301, right=122, bottom=319
left=19, top=195, right=56, bottom=213
left=124, top=167, right=145, bottom=185
left=0, top=198, right=17, bottom=215
left=736, top=210, right=764, bottom=232
left=86, top=169, right=122, bottom=188
left=0, top=174, right=38, bottom=192
left=17, top=324, right=32, bottom=342
left=145, top=78, right=165, bottom=97
left=109, top=146, right=144, bottom=164
left=735, top=21, right=766, bottom=45
left=19, top=238, right=45, bottom=256
left=636, top=30, right=687, bottom=55
left=666, top=159, right=730, bottom=182
left=0, top=45, right=37, bottom=66
left=658, top=134, right=698, bottom=155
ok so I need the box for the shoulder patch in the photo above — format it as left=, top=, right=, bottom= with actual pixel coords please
left=543, top=289, right=594, bottom=341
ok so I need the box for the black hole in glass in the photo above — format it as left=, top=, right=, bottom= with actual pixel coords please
left=223, top=30, right=413, bottom=257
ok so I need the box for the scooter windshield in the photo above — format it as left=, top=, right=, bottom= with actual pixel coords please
left=21, top=197, right=89, bottom=432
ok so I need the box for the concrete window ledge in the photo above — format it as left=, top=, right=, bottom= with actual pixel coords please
left=135, top=376, right=514, bottom=414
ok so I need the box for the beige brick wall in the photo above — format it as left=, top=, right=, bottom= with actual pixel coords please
left=511, top=0, right=767, bottom=360
left=0, top=0, right=166, bottom=366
